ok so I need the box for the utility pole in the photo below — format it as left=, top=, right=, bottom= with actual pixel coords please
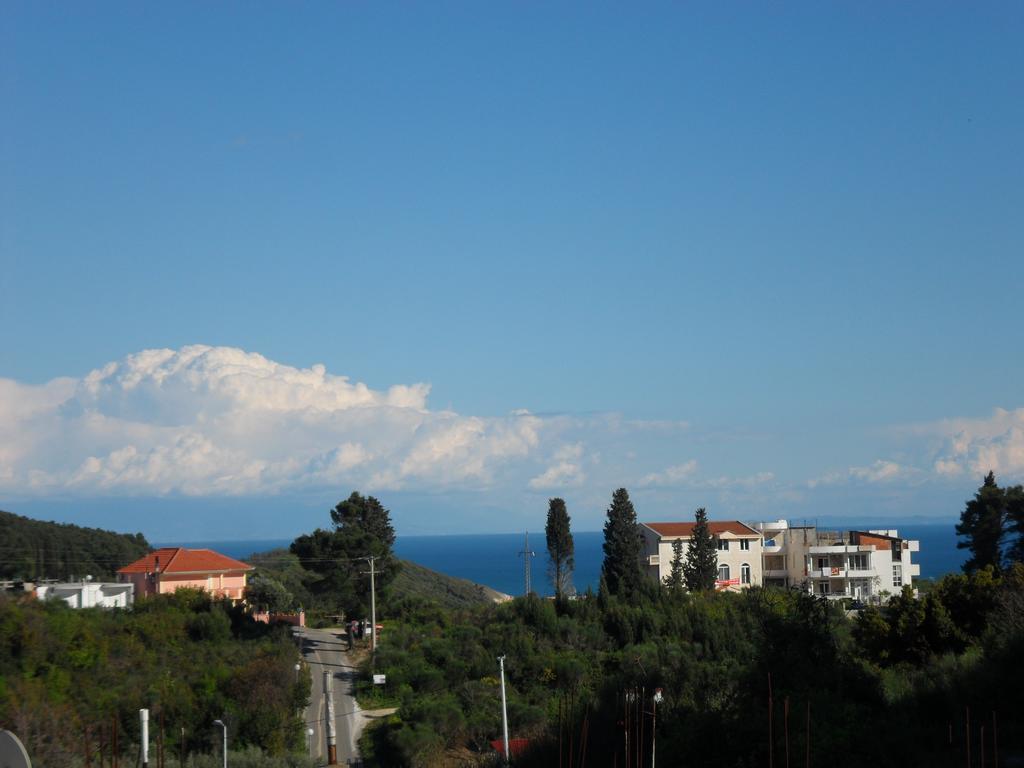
left=498, top=656, right=510, bottom=764
left=362, top=556, right=378, bottom=653
left=324, top=671, right=338, bottom=766
left=518, top=531, right=536, bottom=595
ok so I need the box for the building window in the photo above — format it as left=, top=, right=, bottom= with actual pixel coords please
left=850, top=554, right=868, bottom=570
left=816, top=557, right=828, bottom=570
left=741, top=563, right=751, bottom=585
left=717, top=539, right=730, bottom=551
left=718, top=564, right=730, bottom=582
left=740, top=539, right=751, bottom=551
left=893, top=564, right=903, bottom=588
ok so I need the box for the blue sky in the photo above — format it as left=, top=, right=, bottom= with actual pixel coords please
left=2, top=4, right=1023, bottom=540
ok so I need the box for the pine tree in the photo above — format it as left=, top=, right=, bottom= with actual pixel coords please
left=292, top=491, right=400, bottom=615
left=683, top=507, right=718, bottom=591
left=956, top=472, right=1008, bottom=572
left=663, top=538, right=685, bottom=591
left=1005, top=484, right=1024, bottom=564
left=601, top=488, right=644, bottom=596
left=545, top=498, right=575, bottom=599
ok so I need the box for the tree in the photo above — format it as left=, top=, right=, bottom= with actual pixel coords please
left=291, top=491, right=400, bottom=616
left=683, top=507, right=718, bottom=591
left=545, top=498, right=575, bottom=598
left=601, top=488, right=644, bottom=597
left=956, top=472, right=1008, bottom=572
left=1005, top=484, right=1024, bottom=564
left=245, top=572, right=295, bottom=612
left=663, top=538, right=685, bottom=591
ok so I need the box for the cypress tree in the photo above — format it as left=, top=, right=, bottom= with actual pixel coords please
left=601, top=488, right=644, bottom=596
left=545, top=497, right=575, bottom=598
left=956, top=472, right=1007, bottom=572
left=683, top=507, right=718, bottom=591
left=664, top=538, right=685, bottom=591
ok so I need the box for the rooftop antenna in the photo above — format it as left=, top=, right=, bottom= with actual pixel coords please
left=518, top=531, right=536, bottom=596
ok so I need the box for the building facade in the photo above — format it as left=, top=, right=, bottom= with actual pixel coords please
left=36, top=580, right=134, bottom=609
left=754, top=520, right=920, bottom=601
left=117, top=547, right=253, bottom=601
left=640, top=521, right=764, bottom=591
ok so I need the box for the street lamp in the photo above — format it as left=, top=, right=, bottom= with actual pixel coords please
left=306, top=727, right=314, bottom=756
left=295, top=662, right=301, bottom=683
left=212, top=720, right=227, bottom=768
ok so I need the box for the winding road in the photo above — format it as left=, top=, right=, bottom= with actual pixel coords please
left=294, top=627, right=363, bottom=767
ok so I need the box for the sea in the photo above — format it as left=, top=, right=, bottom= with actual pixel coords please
left=163, top=522, right=965, bottom=599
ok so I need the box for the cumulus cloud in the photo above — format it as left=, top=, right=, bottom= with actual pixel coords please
left=0, top=345, right=543, bottom=496
left=528, top=443, right=586, bottom=490
left=923, top=408, right=1024, bottom=480
left=638, top=460, right=698, bottom=487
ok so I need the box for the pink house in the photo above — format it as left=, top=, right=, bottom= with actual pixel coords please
left=118, top=547, right=253, bottom=601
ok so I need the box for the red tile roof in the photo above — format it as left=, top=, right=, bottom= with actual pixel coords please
left=117, top=547, right=253, bottom=575
left=642, top=521, right=760, bottom=538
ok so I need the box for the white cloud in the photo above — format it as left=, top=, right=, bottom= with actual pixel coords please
left=528, top=443, right=586, bottom=491
left=808, top=460, right=909, bottom=488
left=923, top=408, right=1024, bottom=480
left=638, top=460, right=698, bottom=487
left=0, top=345, right=543, bottom=496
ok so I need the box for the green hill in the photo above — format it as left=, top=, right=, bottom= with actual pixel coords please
left=0, top=510, right=151, bottom=581
left=391, top=558, right=509, bottom=609
left=246, top=547, right=506, bottom=612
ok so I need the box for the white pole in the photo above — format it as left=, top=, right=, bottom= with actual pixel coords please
left=140, top=709, right=149, bottom=768
left=324, top=671, right=338, bottom=765
left=499, top=656, right=510, bottom=763
left=213, top=720, right=227, bottom=768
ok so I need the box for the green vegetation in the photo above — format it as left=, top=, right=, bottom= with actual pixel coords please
left=544, top=498, right=574, bottom=598
left=0, top=509, right=150, bottom=581
left=391, top=559, right=504, bottom=611
left=956, top=471, right=1024, bottom=570
left=683, top=506, right=717, bottom=591
left=357, top=567, right=1024, bottom=767
left=0, top=589, right=308, bottom=767
left=600, top=488, right=643, bottom=597
left=290, top=492, right=400, bottom=616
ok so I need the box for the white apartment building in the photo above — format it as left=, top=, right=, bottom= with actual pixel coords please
left=640, top=521, right=763, bottom=592
left=754, top=520, right=920, bottom=601
left=36, top=580, right=134, bottom=609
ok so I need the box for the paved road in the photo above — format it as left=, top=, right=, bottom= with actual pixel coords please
left=295, top=627, right=362, bottom=767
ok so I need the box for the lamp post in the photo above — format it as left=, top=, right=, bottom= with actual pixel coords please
left=212, top=720, right=227, bottom=768
left=306, top=727, right=314, bottom=757
left=295, top=662, right=301, bottom=683
left=651, top=689, right=663, bottom=768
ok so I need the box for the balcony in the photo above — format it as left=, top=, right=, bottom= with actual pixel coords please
left=764, top=569, right=789, bottom=579
left=763, top=544, right=782, bottom=554
left=846, top=568, right=874, bottom=578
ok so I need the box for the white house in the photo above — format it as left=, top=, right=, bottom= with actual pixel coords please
left=36, top=580, right=134, bottom=609
left=753, top=520, right=921, bottom=601
left=640, top=521, right=763, bottom=591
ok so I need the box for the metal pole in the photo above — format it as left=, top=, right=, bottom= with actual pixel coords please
left=324, top=671, right=338, bottom=765
left=140, top=709, right=149, bottom=768
left=212, top=720, right=227, bottom=768
left=499, top=656, right=510, bottom=763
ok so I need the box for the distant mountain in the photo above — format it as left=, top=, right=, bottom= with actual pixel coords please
left=0, top=510, right=151, bottom=581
